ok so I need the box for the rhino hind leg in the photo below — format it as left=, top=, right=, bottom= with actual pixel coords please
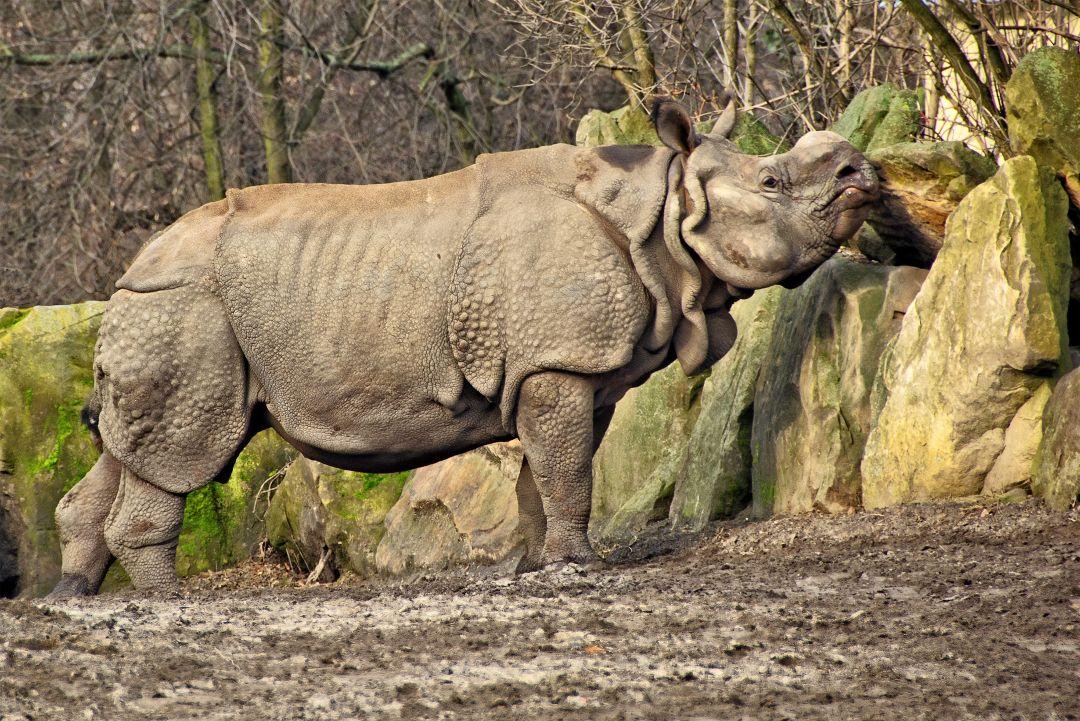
left=103, top=466, right=185, bottom=593
left=513, top=461, right=547, bottom=573
left=515, top=371, right=599, bottom=568
left=49, top=452, right=123, bottom=598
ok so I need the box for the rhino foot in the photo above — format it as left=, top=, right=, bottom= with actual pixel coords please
left=46, top=573, right=96, bottom=599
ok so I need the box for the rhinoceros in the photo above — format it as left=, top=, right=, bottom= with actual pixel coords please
left=50, top=101, right=878, bottom=596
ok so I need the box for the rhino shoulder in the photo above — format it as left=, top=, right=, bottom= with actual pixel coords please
left=116, top=197, right=231, bottom=292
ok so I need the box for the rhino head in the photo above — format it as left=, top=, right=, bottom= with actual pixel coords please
left=652, top=100, right=879, bottom=291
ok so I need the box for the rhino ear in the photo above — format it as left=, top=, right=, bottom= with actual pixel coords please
left=651, top=99, right=699, bottom=155
left=708, top=100, right=738, bottom=139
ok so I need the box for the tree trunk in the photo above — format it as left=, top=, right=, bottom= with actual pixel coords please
left=620, top=1, right=657, bottom=106
left=190, top=0, right=225, bottom=201
left=897, top=0, right=1008, bottom=151
left=722, top=0, right=739, bottom=89
left=836, top=0, right=853, bottom=88
left=743, top=1, right=758, bottom=104
left=258, top=0, right=291, bottom=184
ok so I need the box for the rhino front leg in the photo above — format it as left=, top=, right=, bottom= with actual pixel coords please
left=515, top=371, right=598, bottom=568
left=49, top=452, right=123, bottom=598
left=103, top=467, right=185, bottom=593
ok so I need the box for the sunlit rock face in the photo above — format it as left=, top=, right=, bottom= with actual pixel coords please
left=861, top=157, right=1071, bottom=508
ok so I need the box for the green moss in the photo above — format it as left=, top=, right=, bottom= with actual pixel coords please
left=176, top=430, right=296, bottom=577
left=730, top=113, right=790, bottom=156
left=0, top=308, right=30, bottom=334
left=0, top=303, right=104, bottom=596
left=30, top=400, right=86, bottom=490
left=831, top=84, right=921, bottom=152
left=1006, top=47, right=1080, bottom=182
left=177, top=484, right=229, bottom=575
left=866, top=91, right=922, bottom=153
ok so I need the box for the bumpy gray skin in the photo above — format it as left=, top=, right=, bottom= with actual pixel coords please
left=50, top=102, right=878, bottom=595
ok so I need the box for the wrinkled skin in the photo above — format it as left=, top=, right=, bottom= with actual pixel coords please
left=49, top=101, right=877, bottom=597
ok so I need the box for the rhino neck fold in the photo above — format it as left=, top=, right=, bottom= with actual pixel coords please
left=630, top=156, right=710, bottom=376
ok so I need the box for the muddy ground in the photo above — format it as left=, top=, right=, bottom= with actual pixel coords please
left=1, top=499, right=1077, bottom=721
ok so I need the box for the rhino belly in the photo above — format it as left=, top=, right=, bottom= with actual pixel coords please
left=214, top=196, right=492, bottom=458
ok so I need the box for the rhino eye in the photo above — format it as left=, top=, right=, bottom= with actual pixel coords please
left=760, top=175, right=780, bottom=191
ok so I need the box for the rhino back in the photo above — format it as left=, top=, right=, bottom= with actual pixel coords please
left=213, top=177, right=475, bottom=453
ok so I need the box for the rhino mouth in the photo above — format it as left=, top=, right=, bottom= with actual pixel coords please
left=831, top=185, right=878, bottom=212
left=826, top=174, right=879, bottom=241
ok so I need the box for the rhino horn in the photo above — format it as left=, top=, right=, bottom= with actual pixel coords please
left=708, top=100, right=737, bottom=140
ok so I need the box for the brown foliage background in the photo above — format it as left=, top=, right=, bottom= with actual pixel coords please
left=1, top=0, right=1072, bottom=306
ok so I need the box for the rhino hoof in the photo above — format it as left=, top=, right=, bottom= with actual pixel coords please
left=46, top=573, right=96, bottom=599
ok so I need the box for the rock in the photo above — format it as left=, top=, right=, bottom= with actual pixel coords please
left=861, top=157, right=1071, bottom=508
left=982, top=384, right=1052, bottom=496
left=668, top=287, right=783, bottom=531
left=751, top=258, right=927, bottom=517
left=865, top=141, right=997, bottom=266
left=590, top=363, right=706, bottom=543
left=0, top=303, right=103, bottom=597
left=728, top=113, right=790, bottom=156
left=576, top=105, right=788, bottom=155
left=176, top=430, right=296, bottom=577
left=266, top=457, right=409, bottom=580
left=846, top=224, right=896, bottom=265
left=375, top=444, right=522, bottom=575
left=830, top=84, right=921, bottom=153
left=576, top=106, right=661, bottom=147
left=1006, top=46, right=1080, bottom=199
left=1032, top=368, right=1080, bottom=510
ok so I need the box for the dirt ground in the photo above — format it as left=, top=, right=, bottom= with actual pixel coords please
left=1, top=499, right=1077, bottom=721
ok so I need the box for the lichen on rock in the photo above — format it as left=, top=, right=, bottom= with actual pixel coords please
left=865, top=141, right=997, bottom=266
left=668, top=287, right=783, bottom=531
left=861, top=156, right=1072, bottom=508
left=830, top=84, right=921, bottom=153
left=751, top=258, right=926, bottom=517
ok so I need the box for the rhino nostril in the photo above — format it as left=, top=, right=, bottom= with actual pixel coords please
left=835, top=163, right=859, bottom=180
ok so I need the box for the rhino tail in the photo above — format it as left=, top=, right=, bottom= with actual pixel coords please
left=81, top=386, right=103, bottom=451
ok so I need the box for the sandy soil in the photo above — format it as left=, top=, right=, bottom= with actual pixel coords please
left=1, top=499, right=1077, bottom=721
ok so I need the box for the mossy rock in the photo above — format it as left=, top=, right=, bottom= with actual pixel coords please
left=266, top=457, right=409, bottom=578
left=576, top=104, right=788, bottom=155
left=861, top=157, right=1072, bottom=508
left=830, top=84, right=921, bottom=153
left=591, top=362, right=707, bottom=543
left=729, top=113, right=790, bottom=156
left=576, top=106, right=662, bottom=147
left=750, top=259, right=927, bottom=518
left=668, top=287, right=784, bottom=531
left=176, top=430, right=296, bottom=577
left=0, top=303, right=104, bottom=597
left=1006, top=46, right=1080, bottom=195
